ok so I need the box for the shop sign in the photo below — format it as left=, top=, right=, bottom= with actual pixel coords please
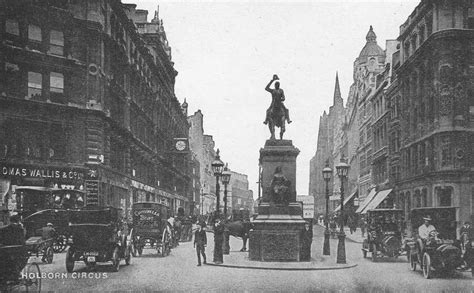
left=1, top=163, right=84, bottom=181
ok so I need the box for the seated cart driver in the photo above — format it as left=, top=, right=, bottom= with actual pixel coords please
left=41, top=223, right=56, bottom=240
left=417, top=215, right=436, bottom=254
left=418, top=215, right=436, bottom=240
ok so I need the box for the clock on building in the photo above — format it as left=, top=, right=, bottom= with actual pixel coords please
left=175, top=140, right=187, bottom=151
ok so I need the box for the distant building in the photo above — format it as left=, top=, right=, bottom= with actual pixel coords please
left=188, top=110, right=217, bottom=214
left=228, top=170, right=254, bottom=215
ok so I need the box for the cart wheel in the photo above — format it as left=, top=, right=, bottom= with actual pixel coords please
left=112, top=247, right=120, bottom=272
left=53, top=235, right=67, bottom=253
left=125, top=246, right=132, bottom=265
left=65, top=248, right=75, bottom=273
left=362, top=249, right=367, bottom=258
left=371, top=243, right=377, bottom=262
left=22, top=262, right=41, bottom=293
left=422, top=253, right=431, bottom=279
left=45, top=247, right=54, bottom=264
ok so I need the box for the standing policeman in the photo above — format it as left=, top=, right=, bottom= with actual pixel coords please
left=194, top=222, right=207, bottom=266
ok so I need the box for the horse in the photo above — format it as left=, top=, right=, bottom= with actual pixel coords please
left=225, top=220, right=253, bottom=252
left=267, top=100, right=287, bottom=140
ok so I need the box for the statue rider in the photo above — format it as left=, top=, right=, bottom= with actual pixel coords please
left=264, top=75, right=292, bottom=127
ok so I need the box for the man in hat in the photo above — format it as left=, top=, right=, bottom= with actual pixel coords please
left=194, top=221, right=207, bottom=266
left=41, top=222, right=56, bottom=240
left=418, top=215, right=436, bottom=240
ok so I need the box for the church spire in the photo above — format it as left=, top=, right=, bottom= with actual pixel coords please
left=333, top=72, right=343, bottom=106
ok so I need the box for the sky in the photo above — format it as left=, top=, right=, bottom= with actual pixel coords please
left=134, top=0, right=419, bottom=198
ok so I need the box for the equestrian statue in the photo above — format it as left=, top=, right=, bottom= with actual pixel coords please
left=264, top=74, right=291, bottom=140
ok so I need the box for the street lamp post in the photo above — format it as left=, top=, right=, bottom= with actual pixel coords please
left=322, top=160, right=333, bottom=256
left=211, top=149, right=224, bottom=264
left=335, top=156, right=350, bottom=264
left=221, top=163, right=231, bottom=254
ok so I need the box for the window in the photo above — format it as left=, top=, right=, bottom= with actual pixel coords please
left=49, top=30, right=64, bottom=56
left=437, top=186, right=452, bottom=207
left=441, top=136, right=452, bottom=166
left=6, top=19, right=20, bottom=36
left=28, top=71, right=42, bottom=100
left=5, top=63, right=21, bottom=96
left=28, top=24, right=42, bottom=42
left=49, top=72, right=64, bottom=103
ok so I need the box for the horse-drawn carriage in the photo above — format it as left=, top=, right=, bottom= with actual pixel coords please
left=131, top=202, right=171, bottom=257
left=362, top=209, right=404, bottom=261
left=65, top=206, right=132, bottom=272
left=407, top=207, right=464, bottom=279
left=0, top=225, right=41, bottom=292
left=23, top=209, right=71, bottom=253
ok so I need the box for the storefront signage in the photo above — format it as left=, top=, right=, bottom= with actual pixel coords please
left=1, top=163, right=84, bottom=181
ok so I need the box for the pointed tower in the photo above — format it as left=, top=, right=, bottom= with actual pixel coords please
left=333, top=72, right=343, bottom=107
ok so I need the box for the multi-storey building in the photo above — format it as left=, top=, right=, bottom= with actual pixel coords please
left=0, top=1, right=192, bottom=220
left=228, top=170, right=254, bottom=214
left=309, top=73, right=344, bottom=215
left=394, top=0, right=474, bottom=236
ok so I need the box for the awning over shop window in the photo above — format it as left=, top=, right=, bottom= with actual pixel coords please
left=360, top=189, right=393, bottom=215
left=355, top=188, right=377, bottom=214
left=334, top=190, right=358, bottom=212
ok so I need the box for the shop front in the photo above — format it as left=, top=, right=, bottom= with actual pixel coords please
left=0, top=162, right=87, bottom=219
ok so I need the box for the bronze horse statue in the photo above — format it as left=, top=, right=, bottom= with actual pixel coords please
left=264, top=75, right=291, bottom=140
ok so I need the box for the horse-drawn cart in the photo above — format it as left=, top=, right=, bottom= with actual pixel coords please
left=131, top=202, right=171, bottom=257
left=0, top=224, right=41, bottom=292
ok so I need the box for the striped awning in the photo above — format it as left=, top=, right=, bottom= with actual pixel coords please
left=355, top=188, right=377, bottom=213
left=334, top=190, right=358, bottom=212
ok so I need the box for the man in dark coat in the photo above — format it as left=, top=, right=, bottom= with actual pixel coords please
left=213, top=219, right=224, bottom=264
left=1, top=215, right=25, bottom=246
left=300, top=222, right=313, bottom=261
left=194, top=222, right=207, bottom=266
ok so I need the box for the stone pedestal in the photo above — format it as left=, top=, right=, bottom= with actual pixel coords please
left=249, top=140, right=306, bottom=261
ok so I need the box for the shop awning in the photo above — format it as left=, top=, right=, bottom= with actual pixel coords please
left=355, top=188, right=377, bottom=214
left=334, top=190, right=358, bottom=212
left=361, top=189, right=393, bottom=214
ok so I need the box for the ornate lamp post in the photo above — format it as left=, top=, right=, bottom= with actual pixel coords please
left=211, top=149, right=224, bottom=264
left=322, top=160, right=333, bottom=256
left=211, top=149, right=224, bottom=219
left=221, top=163, right=231, bottom=254
left=335, top=156, right=350, bottom=264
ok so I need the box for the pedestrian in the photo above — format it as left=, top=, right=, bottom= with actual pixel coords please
left=194, top=222, right=207, bottom=266
left=360, top=217, right=367, bottom=238
left=300, top=222, right=313, bottom=261
left=213, top=218, right=224, bottom=264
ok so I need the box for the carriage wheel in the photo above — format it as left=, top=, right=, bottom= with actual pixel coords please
left=53, top=235, right=68, bottom=253
left=371, top=243, right=377, bottom=262
left=22, top=263, right=41, bottom=293
left=112, top=247, right=120, bottom=272
left=422, top=253, right=431, bottom=279
left=45, top=247, right=54, bottom=264
left=65, top=248, right=75, bottom=273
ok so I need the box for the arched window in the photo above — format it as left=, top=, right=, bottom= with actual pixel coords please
left=436, top=186, right=453, bottom=207
left=421, top=188, right=427, bottom=207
